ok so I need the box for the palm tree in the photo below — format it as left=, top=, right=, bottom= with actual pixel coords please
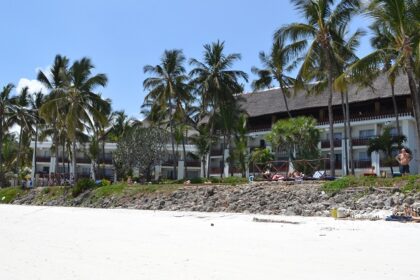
left=189, top=124, right=211, bottom=178
left=0, top=83, right=16, bottom=186
left=108, top=110, right=135, bottom=142
left=142, top=49, right=190, bottom=179
left=251, top=38, right=304, bottom=117
left=40, top=57, right=109, bottom=182
left=276, top=0, right=361, bottom=176
left=9, top=87, right=36, bottom=182
left=368, top=127, right=406, bottom=175
left=30, top=91, right=45, bottom=185
left=189, top=41, right=248, bottom=177
left=350, top=0, right=420, bottom=156
left=232, top=114, right=249, bottom=177
left=37, top=55, right=70, bottom=174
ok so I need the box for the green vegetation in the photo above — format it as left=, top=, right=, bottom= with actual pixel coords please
left=72, top=178, right=96, bottom=197
left=0, top=187, right=26, bottom=203
left=322, top=175, right=420, bottom=193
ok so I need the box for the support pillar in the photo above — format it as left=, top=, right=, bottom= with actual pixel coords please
left=223, top=149, right=229, bottom=177
left=154, top=165, right=161, bottom=181
left=50, top=156, right=56, bottom=174
left=341, top=139, right=348, bottom=176
left=177, top=160, right=185, bottom=180
left=371, top=152, right=381, bottom=176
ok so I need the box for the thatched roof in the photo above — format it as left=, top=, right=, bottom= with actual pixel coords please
left=240, top=75, right=411, bottom=117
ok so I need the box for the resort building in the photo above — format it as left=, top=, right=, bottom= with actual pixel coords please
left=31, top=75, right=418, bottom=180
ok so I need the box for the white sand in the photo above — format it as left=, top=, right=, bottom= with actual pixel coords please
left=0, top=205, right=419, bottom=280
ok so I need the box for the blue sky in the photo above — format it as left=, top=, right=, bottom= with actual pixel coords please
left=0, top=0, right=372, bottom=119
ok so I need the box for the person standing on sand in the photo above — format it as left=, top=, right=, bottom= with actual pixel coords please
left=395, top=148, right=412, bottom=175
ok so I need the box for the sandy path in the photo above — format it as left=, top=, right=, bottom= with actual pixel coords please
left=0, top=205, right=419, bottom=280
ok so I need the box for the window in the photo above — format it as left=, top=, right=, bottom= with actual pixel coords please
left=389, top=127, right=398, bottom=136
left=359, top=129, right=375, bottom=139
left=358, top=151, right=370, bottom=161
left=326, top=132, right=343, bottom=140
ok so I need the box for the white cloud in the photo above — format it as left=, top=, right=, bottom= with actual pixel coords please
left=16, top=78, right=48, bottom=95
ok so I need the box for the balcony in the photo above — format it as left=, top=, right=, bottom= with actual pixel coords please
left=210, top=167, right=222, bottom=174
left=324, top=161, right=342, bottom=169
left=352, top=160, right=372, bottom=169
left=318, top=111, right=413, bottom=125
left=210, top=148, right=223, bottom=156
left=247, top=124, right=272, bottom=133
left=351, top=138, right=371, bottom=146
left=35, top=156, right=51, bottom=163
left=321, top=139, right=342, bottom=148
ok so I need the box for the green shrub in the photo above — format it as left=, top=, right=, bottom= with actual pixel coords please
left=101, top=179, right=111, bottom=186
left=190, top=177, right=205, bottom=184
left=72, top=178, right=96, bottom=197
left=0, top=187, right=26, bottom=203
left=209, top=177, right=222, bottom=184
left=222, top=176, right=248, bottom=185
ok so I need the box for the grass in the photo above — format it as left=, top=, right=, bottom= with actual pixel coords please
left=0, top=187, right=27, bottom=203
left=322, top=175, right=420, bottom=193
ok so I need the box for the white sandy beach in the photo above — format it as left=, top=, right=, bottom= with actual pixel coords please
left=0, top=205, right=419, bottom=280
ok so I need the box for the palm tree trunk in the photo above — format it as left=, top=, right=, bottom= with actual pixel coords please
left=168, top=99, right=177, bottom=179
left=326, top=58, right=336, bottom=177
left=220, top=134, right=226, bottom=178
left=202, top=157, right=206, bottom=178
left=62, top=140, right=65, bottom=175
left=207, top=121, right=214, bottom=178
left=182, top=129, right=187, bottom=179
left=102, top=138, right=106, bottom=179
left=72, top=140, right=77, bottom=183
left=33, top=122, right=39, bottom=187
left=340, top=92, right=349, bottom=175
left=17, top=126, right=23, bottom=185
left=390, top=81, right=400, bottom=135
left=279, top=81, right=292, bottom=118
left=345, top=91, right=354, bottom=175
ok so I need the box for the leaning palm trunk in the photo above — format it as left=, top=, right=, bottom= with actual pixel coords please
left=340, top=92, right=349, bottom=175
left=220, top=134, right=226, bottom=178
left=345, top=91, right=354, bottom=175
left=326, top=57, right=336, bottom=177
left=279, top=81, right=292, bottom=118
left=168, top=100, right=177, bottom=179
left=16, top=126, right=23, bottom=185
left=72, top=140, right=77, bottom=183
left=182, top=129, right=187, bottom=179
left=206, top=121, right=215, bottom=179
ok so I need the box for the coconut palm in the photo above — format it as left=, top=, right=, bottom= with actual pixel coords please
left=189, top=41, right=248, bottom=177
left=348, top=0, right=420, bottom=154
left=9, top=87, right=36, bottom=182
left=40, top=57, right=109, bottom=182
left=276, top=0, right=361, bottom=176
left=29, top=91, right=45, bottom=184
left=0, top=83, right=16, bottom=186
left=37, top=55, right=70, bottom=173
left=142, top=49, right=190, bottom=179
left=252, top=38, right=305, bottom=117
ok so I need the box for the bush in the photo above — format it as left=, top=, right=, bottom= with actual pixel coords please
left=101, top=179, right=111, bottom=186
left=209, top=177, right=222, bottom=184
left=190, top=177, right=205, bottom=184
left=0, top=187, right=25, bottom=203
left=72, top=178, right=96, bottom=197
left=222, top=176, right=248, bottom=185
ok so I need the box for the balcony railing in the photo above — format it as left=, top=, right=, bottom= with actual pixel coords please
left=380, top=159, right=399, bottom=167
left=210, top=148, right=223, bottom=156
left=352, top=160, right=372, bottom=169
left=318, top=111, right=413, bottom=125
left=210, top=167, right=222, bottom=174
left=351, top=138, right=371, bottom=146
left=35, top=156, right=51, bottom=163
left=321, top=139, right=342, bottom=148
left=247, top=124, right=272, bottom=133
left=325, top=161, right=342, bottom=169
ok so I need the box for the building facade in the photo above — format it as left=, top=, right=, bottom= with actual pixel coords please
left=31, top=75, right=419, bottom=181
